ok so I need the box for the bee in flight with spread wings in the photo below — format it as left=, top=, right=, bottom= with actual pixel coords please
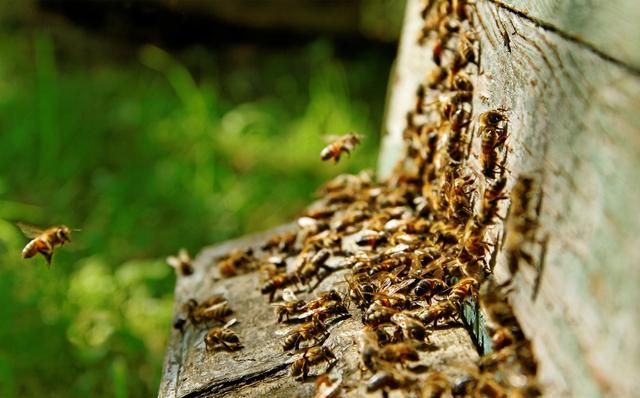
left=17, top=222, right=78, bottom=266
left=320, top=133, right=362, bottom=163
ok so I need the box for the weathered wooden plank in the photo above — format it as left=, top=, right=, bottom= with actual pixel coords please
left=159, top=225, right=480, bottom=398
left=381, top=1, right=640, bottom=397
left=492, top=0, right=640, bottom=71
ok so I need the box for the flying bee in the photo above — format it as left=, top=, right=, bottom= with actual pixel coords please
left=183, top=296, right=232, bottom=324
left=390, top=312, right=429, bottom=342
left=320, top=133, right=362, bottom=163
left=279, top=317, right=328, bottom=351
left=448, top=277, right=478, bottom=305
left=291, top=345, right=336, bottom=380
left=272, top=289, right=305, bottom=323
left=18, top=222, right=76, bottom=266
left=261, top=271, right=299, bottom=302
left=415, top=300, right=458, bottom=326
left=205, top=318, right=242, bottom=352
left=166, top=248, right=193, bottom=276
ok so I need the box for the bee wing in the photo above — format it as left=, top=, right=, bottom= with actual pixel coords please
left=282, top=288, right=298, bottom=303
left=178, top=248, right=191, bottom=262
left=166, top=256, right=180, bottom=268
left=17, top=222, right=44, bottom=238
left=323, top=134, right=344, bottom=143
left=275, top=325, right=298, bottom=336
left=201, top=301, right=228, bottom=315
left=223, top=318, right=237, bottom=329
left=384, top=279, right=416, bottom=295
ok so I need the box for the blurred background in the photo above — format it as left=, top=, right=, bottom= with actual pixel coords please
left=0, top=1, right=404, bottom=396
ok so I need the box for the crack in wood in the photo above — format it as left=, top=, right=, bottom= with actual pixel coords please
left=180, top=363, right=290, bottom=398
left=484, top=0, right=640, bottom=75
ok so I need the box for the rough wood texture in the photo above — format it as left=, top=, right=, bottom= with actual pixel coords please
left=159, top=225, right=480, bottom=398
left=382, top=1, right=640, bottom=397
left=491, top=0, right=640, bottom=70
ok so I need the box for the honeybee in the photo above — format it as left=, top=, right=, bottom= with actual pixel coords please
left=279, top=317, right=328, bottom=351
left=412, top=278, right=448, bottom=300
left=452, top=31, right=479, bottom=75
left=366, top=369, right=417, bottom=395
left=183, top=296, right=231, bottom=324
left=479, top=175, right=508, bottom=226
left=261, top=271, right=298, bottom=302
left=272, top=288, right=305, bottom=323
left=320, top=133, right=362, bottom=163
left=364, top=302, right=397, bottom=326
left=166, top=248, right=193, bottom=276
left=415, top=300, right=457, bottom=326
left=291, top=345, right=336, bottom=380
left=448, top=277, right=477, bottom=305
left=18, top=222, right=75, bottom=266
left=296, top=249, right=332, bottom=284
left=261, top=231, right=298, bottom=254
left=378, top=342, right=419, bottom=364
left=313, top=374, right=342, bottom=398
left=205, top=318, right=242, bottom=352
left=504, top=175, right=542, bottom=274
left=359, top=327, right=381, bottom=372
left=390, top=312, right=429, bottom=342
left=426, top=66, right=448, bottom=89
left=217, top=248, right=257, bottom=277
left=345, top=274, right=375, bottom=310
left=479, top=109, right=509, bottom=179
left=421, top=372, right=451, bottom=398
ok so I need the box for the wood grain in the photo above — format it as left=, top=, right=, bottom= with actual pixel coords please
left=382, top=1, right=640, bottom=397
left=492, top=0, right=640, bottom=71
left=158, top=225, right=480, bottom=398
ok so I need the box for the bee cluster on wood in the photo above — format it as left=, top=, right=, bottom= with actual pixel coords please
left=169, top=1, right=547, bottom=396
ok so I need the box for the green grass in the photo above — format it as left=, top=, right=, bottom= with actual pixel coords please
left=0, top=20, right=391, bottom=398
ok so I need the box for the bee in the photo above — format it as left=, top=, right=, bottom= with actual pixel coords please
left=217, top=248, right=256, bottom=277
left=412, top=278, right=448, bottom=299
left=421, top=372, right=451, bottom=398
left=366, top=370, right=417, bottom=396
left=378, top=342, right=419, bottom=364
left=479, top=175, right=509, bottom=226
left=320, top=133, right=362, bottom=163
left=448, top=277, right=477, bottom=305
left=426, top=66, right=448, bottom=89
left=272, top=289, right=305, bottom=323
left=261, top=271, right=298, bottom=302
left=415, top=84, right=427, bottom=114
left=291, top=345, right=336, bottom=380
left=166, top=248, right=193, bottom=276
left=205, top=318, right=242, bottom=352
left=261, top=231, right=297, bottom=254
left=18, top=222, right=75, bottom=266
left=183, top=296, right=231, bottom=324
left=504, top=175, right=542, bottom=275
left=364, top=302, right=397, bottom=326
left=479, top=109, right=509, bottom=179
left=313, top=374, right=342, bottom=398
left=279, top=317, right=328, bottom=351
left=390, top=312, right=429, bottom=342
left=345, top=274, right=376, bottom=310
left=355, top=229, right=387, bottom=249
left=415, top=300, right=457, bottom=326
left=451, top=31, right=479, bottom=75
left=296, top=249, right=332, bottom=284
left=358, top=327, right=380, bottom=372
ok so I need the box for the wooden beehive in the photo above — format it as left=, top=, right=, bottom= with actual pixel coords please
left=159, top=1, right=640, bottom=397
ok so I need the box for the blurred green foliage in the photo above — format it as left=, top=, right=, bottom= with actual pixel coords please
left=0, top=5, right=392, bottom=397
